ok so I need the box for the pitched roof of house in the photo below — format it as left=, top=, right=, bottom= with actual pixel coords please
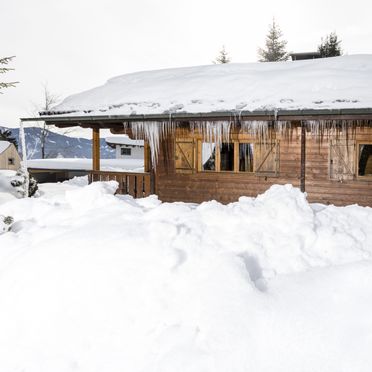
left=0, top=141, right=11, bottom=154
left=43, top=55, right=372, bottom=119
left=105, top=135, right=144, bottom=147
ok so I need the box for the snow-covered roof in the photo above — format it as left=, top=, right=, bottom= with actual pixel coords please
left=0, top=141, right=11, bottom=154
left=26, top=158, right=144, bottom=172
left=105, top=135, right=144, bottom=147
left=46, top=55, right=372, bottom=118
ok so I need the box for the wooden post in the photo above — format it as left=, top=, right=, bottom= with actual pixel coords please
left=300, top=122, right=306, bottom=192
left=92, top=127, right=100, bottom=171
left=144, top=141, right=151, bottom=172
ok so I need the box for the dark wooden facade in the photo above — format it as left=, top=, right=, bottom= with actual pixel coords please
left=153, top=125, right=372, bottom=206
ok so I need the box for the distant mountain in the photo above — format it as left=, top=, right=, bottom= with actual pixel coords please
left=0, top=126, right=115, bottom=159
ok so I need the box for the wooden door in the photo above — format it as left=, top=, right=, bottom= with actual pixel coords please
left=175, top=139, right=195, bottom=174
left=329, top=139, right=356, bottom=181
left=254, top=141, right=280, bottom=176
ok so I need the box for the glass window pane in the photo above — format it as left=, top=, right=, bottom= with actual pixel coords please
left=239, top=143, right=254, bottom=172
left=121, top=147, right=131, bottom=156
left=202, top=143, right=216, bottom=171
left=220, top=143, right=234, bottom=171
left=359, top=144, right=372, bottom=176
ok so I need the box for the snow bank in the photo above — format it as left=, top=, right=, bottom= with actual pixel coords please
left=0, top=170, right=17, bottom=204
left=49, top=55, right=372, bottom=117
left=0, top=181, right=372, bottom=372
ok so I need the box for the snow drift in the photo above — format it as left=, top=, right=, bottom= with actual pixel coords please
left=0, top=176, right=372, bottom=372
left=49, top=55, right=372, bottom=117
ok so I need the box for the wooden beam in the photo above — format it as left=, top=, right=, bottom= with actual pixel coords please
left=300, top=122, right=306, bottom=192
left=110, top=127, right=134, bottom=137
left=92, top=128, right=100, bottom=171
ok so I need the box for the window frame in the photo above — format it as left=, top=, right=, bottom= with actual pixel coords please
left=356, top=141, right=372, bottom=180
left=199, top=140, right=257, bottom=174
left=120, top=147, right=132, bottom=156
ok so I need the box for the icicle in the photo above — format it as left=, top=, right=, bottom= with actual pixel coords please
left=190, top=120, right=232, bottom=148
left=19, top=120, right=29, bottom=198
left=131, top=121, right=178, bottom=167
left=275, top=121, right=290, bottom=136
left=240, top=121, right=270, bottom=142
left=131, top=122, right=159, bottom=167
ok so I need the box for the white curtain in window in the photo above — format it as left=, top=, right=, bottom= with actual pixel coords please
left=202, top=143, right=216, bottom=165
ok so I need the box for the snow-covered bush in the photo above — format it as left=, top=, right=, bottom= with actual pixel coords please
left=10, top=168, right=38, bottom=197
left=0, top=215, right=13, bottom=234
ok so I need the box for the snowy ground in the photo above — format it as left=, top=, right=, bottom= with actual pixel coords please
left=0, top=170, right=372, bottom=372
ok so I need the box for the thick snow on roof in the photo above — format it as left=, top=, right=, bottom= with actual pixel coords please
left=105, top=135, right=144, bottom=146
left=50, top=55, right=372, bottom=117
left=0, top=141, right=11, bottom=154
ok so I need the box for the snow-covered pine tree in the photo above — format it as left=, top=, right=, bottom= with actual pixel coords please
left=318, top=32, right=342, bottom=58
left=0, top=56, right=18, bottom=92
left=214, top=46, right=231, bottom=64
left=0, top=128, right=18, bottom=149
left=10, top=169, right=38, bottom=197
left=258, top=19, right=289, bottom=62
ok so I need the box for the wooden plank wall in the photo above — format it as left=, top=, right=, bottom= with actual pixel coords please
left=154, top=127, right=372, bottom=207
left=0, top=144, right=21, bottom=170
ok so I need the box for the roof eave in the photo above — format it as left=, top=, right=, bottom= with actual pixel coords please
left=20, top=108, right=372, bottom=126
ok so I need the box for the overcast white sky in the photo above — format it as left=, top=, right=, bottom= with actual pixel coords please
left=1, top=0, right=372, bottom=137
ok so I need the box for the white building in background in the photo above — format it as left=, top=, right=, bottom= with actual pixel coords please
left=105, top=135, right=144, bottom=160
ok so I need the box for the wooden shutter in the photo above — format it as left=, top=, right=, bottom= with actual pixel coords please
left=254, top=141, right=279, bottom=176
left=329, top=139, right=356, bottom=181
left=175, top=139, right=195, bottom=174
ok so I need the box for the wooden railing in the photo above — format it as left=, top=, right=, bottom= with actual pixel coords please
left=88, top=171, right=154, bottom=198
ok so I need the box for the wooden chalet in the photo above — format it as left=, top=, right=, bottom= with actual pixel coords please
left=21, top=56, right=372, bottom=206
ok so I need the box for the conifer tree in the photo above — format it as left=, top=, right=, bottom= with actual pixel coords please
left=214, top=46, right=231, bottom=64
left=258, top=19, right=289, bottom=62
left=0, top=128, right=18, bottom=149
left=318, top=32, right=342, bottom=58
left=0, top=56, right=18, bottom=92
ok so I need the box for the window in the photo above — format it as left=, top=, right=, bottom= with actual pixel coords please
left=202, top=143, right=216, bottom=171
left=201, top=141, right=279, bottom=174
left=8, top=158, right=15, bottom=166
left=358, top=144, right=372, bottom=177
left=220, top=143, right=234, bottom=171
left=121, top=147, right=131, bottom=156
left=176, top=138, right=279, bottom=175
left=200, top=141, right=279, bottom=174
left=239, top=143, right=254, bottom=172
left=202, top=142, right=235, bottom=172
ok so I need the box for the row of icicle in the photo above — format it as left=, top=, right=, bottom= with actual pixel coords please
left=129, top=119, right=371, bottom=167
